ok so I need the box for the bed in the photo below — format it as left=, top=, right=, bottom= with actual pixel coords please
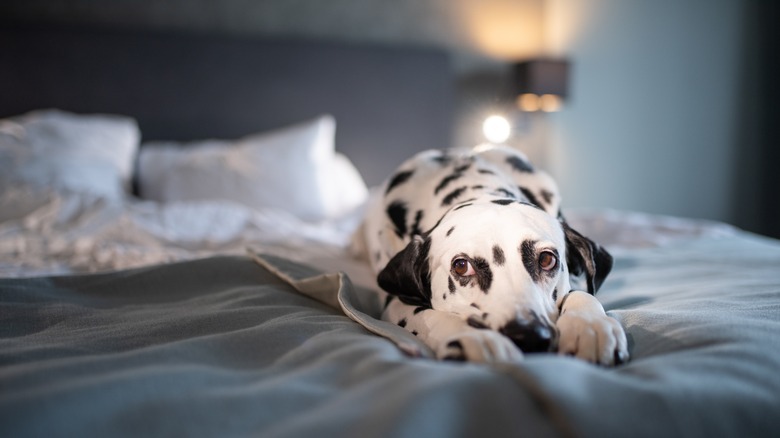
left=1, top=24, right=779, bottom=438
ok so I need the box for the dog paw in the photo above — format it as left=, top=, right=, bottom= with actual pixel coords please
left=437, top=330, right=524, bottom=363
left=556, top=309, right=629, bottom=366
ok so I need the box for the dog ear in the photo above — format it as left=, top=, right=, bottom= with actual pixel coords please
left=377, top=235, right=432, bottom=307
left=562, top=222, right=613, bottom=294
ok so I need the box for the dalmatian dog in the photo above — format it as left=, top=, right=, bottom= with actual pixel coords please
left=353, top=144, right=629, bottom=366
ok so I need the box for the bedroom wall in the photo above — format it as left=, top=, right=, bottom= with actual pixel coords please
left=542, top=0, right=754, bottom=226
left=2, top=0, right=771, bottom=234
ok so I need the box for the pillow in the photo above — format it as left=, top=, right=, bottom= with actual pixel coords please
left=138, top=115, right=368, bottom=221
left=328, top=152, right=370, bottom=218
left=0, top=109, right=140, bottom=202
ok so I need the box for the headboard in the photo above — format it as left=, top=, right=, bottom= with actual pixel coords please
left=0, top=23, right=454, bottom=186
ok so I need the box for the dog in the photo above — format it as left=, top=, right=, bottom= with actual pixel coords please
left=353, top=144, right=629, bottom=365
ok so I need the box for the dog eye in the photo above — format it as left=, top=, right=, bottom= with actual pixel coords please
left=452, top=258, right=475, bottom=276
left=539, top=251, right=558, bottom=271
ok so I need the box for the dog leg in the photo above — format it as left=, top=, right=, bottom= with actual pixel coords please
left=556, top=291, right=629, bottom=366
left=384, top=298, right=524, bottom=363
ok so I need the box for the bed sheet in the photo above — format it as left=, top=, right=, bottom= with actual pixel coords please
left=0, top=186, right=361, bottom=278
left=2, top=232, right=779, bottom=437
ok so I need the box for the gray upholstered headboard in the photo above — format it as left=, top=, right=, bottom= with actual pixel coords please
left=0, top=23, right=454, bottom=186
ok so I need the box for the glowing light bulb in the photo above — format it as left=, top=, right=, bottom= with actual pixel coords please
left=517, top=93, right=541, bottom=112
left=540, top=94, right=563, bottom=112
left=482, top=115, right=511, bottom=144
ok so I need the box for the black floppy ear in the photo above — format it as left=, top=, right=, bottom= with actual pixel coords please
left=377, top=235, right=432, bottom=308
left=562, top=222, right=613, bottom=294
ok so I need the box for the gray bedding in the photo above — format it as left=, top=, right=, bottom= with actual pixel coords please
left=2, top=231, right=779, bottom=437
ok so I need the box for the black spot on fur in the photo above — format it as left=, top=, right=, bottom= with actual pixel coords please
left=506, top=155, right=534, bottom=173
left=477, top=168, right=496, bottom=175
left=385, top=170, right=414, bottom=195
left=492, top=245, right=506, bottom=266
left=386, top=201, right=408, bottom=238
left=423, top=215, right=446, bottom=236
left=559, top=291, right=572, bottom=314
left=433, top=159, right=475, bottom=196
left=540, top=189, right=554, bottom=205
left=473, top=257, right=493, bottom=293
left=431, top=152, right=453, bottom=165
left=471, top=185, right=485, bottom=190
left=454, top=161, right=473, bottom=173
left=553, top=288, right=558, bottom=302
left=441, top=186, right=468, bottom=206
left=448, top=276, right=456, bottom=294
left=398, top=318, right=407, bottom=328
left=467, top=316, right=489, bottom=329
left=447, top=340, right=463, bottom=348
left=521, top=239, right=542, bottom=282
left=492, top=199, right=514, bottom=206
left=434, top=172, right=465, bottom=195
left=470, top=303, right=481, bottom=310
left=444, top=340, right=466, bottom=361
left=520, top=241, right=559, bottom=283
left=411, top=330, right=418, bottom=336
left=410, top=210, right=424, bottom=236
left=446, top=226, right=455, bottom=237
left=494, top=187, right=516, bottom=198
left=518, top=201, right=544, bottom=211
left=442, top=293, right=447, bottom=300
left=454, top=202, right=474, bottom=211
left=519, top=187, right=542, bottom=209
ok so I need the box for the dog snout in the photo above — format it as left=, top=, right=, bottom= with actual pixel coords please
left=500, top=319, right=556, bottom=353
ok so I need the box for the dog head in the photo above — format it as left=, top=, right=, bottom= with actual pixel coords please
left=377, top=199, right=612, bottom=353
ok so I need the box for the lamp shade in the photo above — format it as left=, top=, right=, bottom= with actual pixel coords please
left=513, top=59, right=569, bottom=98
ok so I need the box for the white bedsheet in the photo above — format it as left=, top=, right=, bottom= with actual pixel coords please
left=0, top=186, right=361, bottom=278
left=0, top=185, right=738, bottom=279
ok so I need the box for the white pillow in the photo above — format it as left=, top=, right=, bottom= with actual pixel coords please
left=138, top=115, right=368, bottom=221
left=328, top=152, right=370, bottom=218
left=0, top=109, right=140, bottom=201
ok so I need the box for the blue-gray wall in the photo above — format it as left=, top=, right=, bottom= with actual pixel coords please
left=545, top=0, right=752, bottom=225
left=3, top=0, right=773, bottom=235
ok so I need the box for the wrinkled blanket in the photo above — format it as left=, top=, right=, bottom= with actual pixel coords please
left=2, top=232, right=779, bottom=437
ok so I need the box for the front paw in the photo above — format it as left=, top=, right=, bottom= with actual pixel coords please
left=556, top=310, right=629, bottom=366
left=437, top=330, right=524, bottom=364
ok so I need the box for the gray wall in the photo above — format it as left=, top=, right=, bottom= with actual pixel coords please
left=2, top=0, right=771, bottom=234
left=543, top=0, right=753, bottom=225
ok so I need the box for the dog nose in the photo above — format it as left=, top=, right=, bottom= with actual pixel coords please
left=500, top=319, right=555, bottom=353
